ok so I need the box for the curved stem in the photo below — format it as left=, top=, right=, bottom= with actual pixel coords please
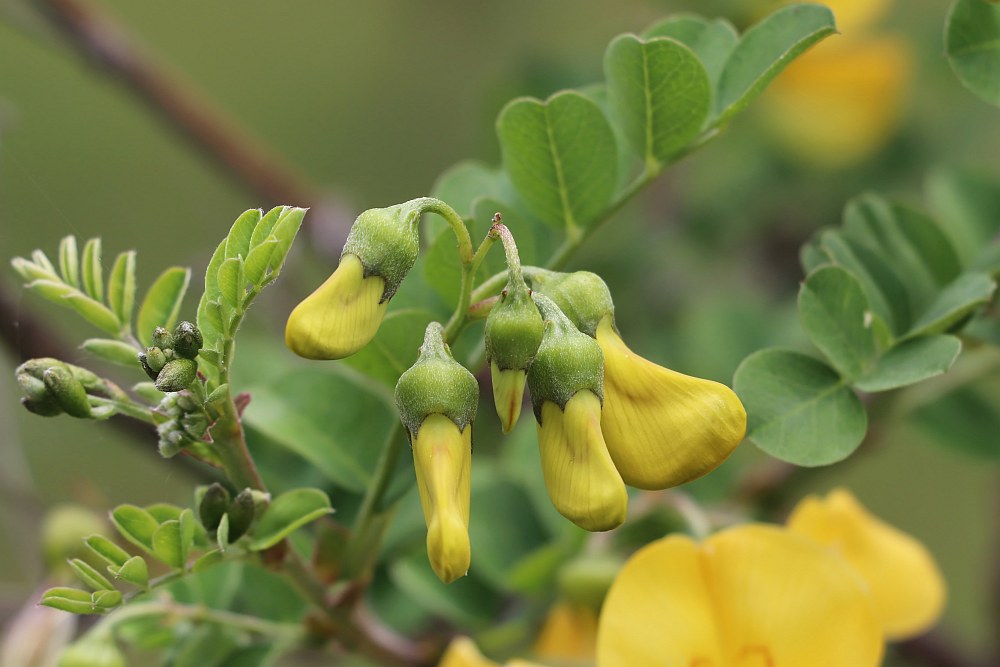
left=443, top=228, right=497, bottom=341
left=410, top=197, right=474, bottom=264
left=92, top=599, right=304, bottom=642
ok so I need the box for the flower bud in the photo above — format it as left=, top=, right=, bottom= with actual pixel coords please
left=171, top=321, right=203, bottom=359
left=485, top=284, right=543, bottom=433
left=226, top=489, right=256, bottom=542
left=395, top=322, right=477, bottom=583
left=286, top=204, right=421, bottom=360
left=528, top=296, right=626, bottom=532
left=150, top=327, right=173, bottom=350
left=144, top=347, right=167, bottom=374
left=531, top=269, right=614, bottom=337
left=42, top=366, right=91, bottom=418
left=17, top=372, right=63, bottom=417
left=154, top=358, right=198, bottom=393
left=198, top=483, right=231, bottom=532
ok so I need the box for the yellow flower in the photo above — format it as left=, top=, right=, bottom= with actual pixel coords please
left=787, top=488, right=946, bottom=640
left=537, top=390, right=628, bottom=532
left=762, top=0, right=912, bottom=167
left=596, top=316, right=746, bottom=490
left=438, top=637, right=546, bottom=667
left=412, top=414, right=472, bottom=584
left=491, top=363, right=527, bottom=434
left=532, top=602, right=598, bottom=662
left=597, top=524, right=884, bottom=667
left=285, top=253, right=388, bottom=360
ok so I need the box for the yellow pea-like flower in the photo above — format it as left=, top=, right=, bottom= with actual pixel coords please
left=285, top=253, right=388, bottom=360
left=537, top=390, right=628, bottom=532
left=412, top=414, right=472, bottom=584
left=597, top=524, right=884, bottom=667
left=787, top=488, right=946, bottom=640
left=532, top=602, right=598, bottom=662
left=596, top=316, right=746, bottom=490
left=437, top=637, right=547, bottom=667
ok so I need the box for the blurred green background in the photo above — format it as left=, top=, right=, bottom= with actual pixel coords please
left=1, top=0, right=997, bottom=664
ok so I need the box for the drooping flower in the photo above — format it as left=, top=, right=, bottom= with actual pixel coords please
left=596, top=315, right=747, bottom=490
left=597, top=524, right=884, bottom=667
left=286, top=204, right=421, bottom=359
left=787, top=488, right=946, bottom=640
left=527, top=295, right=627, bottom=532
left=395, top=322, right=478, bottom=583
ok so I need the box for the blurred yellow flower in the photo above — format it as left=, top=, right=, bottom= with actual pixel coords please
left=787, top=488, right=946, bottom=640
left=412, top=414, right=472, bottom=584
left=285, top=253, right=388, bottom=360
left=596, top=316, right=746, bottom=490
left=597, top=524, right=884, bottom=667
left=537, top=390, right=628, bottom=532
left=532, top=602, right=598, bottom=663
left=438, top=637, right=546, bottom=667
left=761, top=0, right=912, bottom=167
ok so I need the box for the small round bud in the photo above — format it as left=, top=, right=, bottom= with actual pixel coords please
left=394, top=322, right=478, bottom=439
left=171, top=321, right=203, bottom=359
left=42, top=366, right=92, bottom=418
left=175, top=392, right=201, bottom=412
left=226, top=489, right=256, bottom=542
left=150, top=326, right=173, bottom=350
left=198, top=483, right=231, bottom=532
left=21, top=395, right=64, bottom=417
left=485, top=286, right=544, bottom=372
left=138, top=352, right=158, bottom=380
left=531, top=270, right=615, bottom=337
left=181, top=412, right=209, bottom=437
left=154, top=358, right=198, bottom=392
left=144, top=347, right=167, bottom=374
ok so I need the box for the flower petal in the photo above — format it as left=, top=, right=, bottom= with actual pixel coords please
left=597, top=317, right=746, bottom=490
left=439, top=637, right=499, bottom=667
left=285, top=253, right=388, bottom=360
left=788, top=488, right=946, bottom=639
left=413, top=414, right=472, bottom=583
left=598, top=525, right=884, bottom=667
left=491, top=364, right=527, bottom=434
left=537, top=391, right=628, bottom=532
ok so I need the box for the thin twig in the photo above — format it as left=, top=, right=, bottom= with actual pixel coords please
left=32, top=0, right=324, bottom=211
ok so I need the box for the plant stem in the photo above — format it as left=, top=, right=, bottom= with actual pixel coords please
left=92, top=599, right=304, bottom=642
left=412, top=197, right=474, bottom=264
left=444, top=231, right=497, bottom=341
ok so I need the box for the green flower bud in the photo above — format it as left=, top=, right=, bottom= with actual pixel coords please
left=21, top=395, right=64, bottom=417
left=485, top=283, right=543, bottom=433
left=175, top=392, right=201, bottom=412
left=226, top=489, right=256, bottom=542
left=150, top=326, right=173, bottom=350
left=138, top=352, right=157, bottom=380
left=154, top=358, right=198, bottom=392
left=531, top=269, right=615, bottom=337
left=171, top=321, right=203, bottom=359
left=198, top=483, right=231, bottom=532
left=58, top=637, right=126, bottom=667
left=526, top=294, right=604, bottom=420
left=181, top=412, right=209, bottom=437
left=395, top=322, right=478, bottom=440
left=157, top=432, right=186, bottom=458
left=144, top=347, right=167, bottom=374
left=42, top=366, right=92, bottom=418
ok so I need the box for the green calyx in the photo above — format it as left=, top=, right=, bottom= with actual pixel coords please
left=531, top=269, right=615, bottom=338
left=395, top=322, right=479, bottom=439
left=342, top=203, right=422, bottom=302
left=16, top=358, right=101, bottom=418
left=198, top=483, right=230, bottom=532
left=526, top=294, right=604, bottom=420
left=485, top=281, right=544, bottom=371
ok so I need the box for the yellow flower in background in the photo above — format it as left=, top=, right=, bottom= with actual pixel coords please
left=532, top=602, right=598, bottom=663
left=596, top=316, right=747, bottom=490
left=787, top=488, right=946, bottom=640
left=761, top=0, right=912, bottom=167
left=411, top=414, right=473, bottom=584
left=438, top=637, right=546, bottom=667
left=285, top=253, right=388, bottom=359
left=597, top=524, right=884, bottom=667
left=537, top=390, right=628, bottom=532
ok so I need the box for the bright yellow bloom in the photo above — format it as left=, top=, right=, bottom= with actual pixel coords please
left=762, top=0, right=911, bottom=167
left=537, top=390, right=628, bottom=532
left=532, top=602, right=598, bottom=662
left=285, top=253, right=388, bottom=360
left=787, top=488, right=946, bottom=640
left=491, top=363, right=526, bottom=434
left=438, top=637, right=546, bottom=667
left=597, top=524, right=884, bottom=667
left=596, top=316, right=746, bottom=490
left=412, top=414, right=472, bottom=584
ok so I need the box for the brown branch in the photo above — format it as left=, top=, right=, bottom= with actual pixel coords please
left=33, top=0, right=324, bottom=211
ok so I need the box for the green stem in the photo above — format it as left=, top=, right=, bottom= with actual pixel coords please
left=92, top=600, right=304, bottom=642
left=443, top=229, right=497, bottom=341
left=411, top=197, right=474, bottom=264
left=90, top=396, right=155, bottom=423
